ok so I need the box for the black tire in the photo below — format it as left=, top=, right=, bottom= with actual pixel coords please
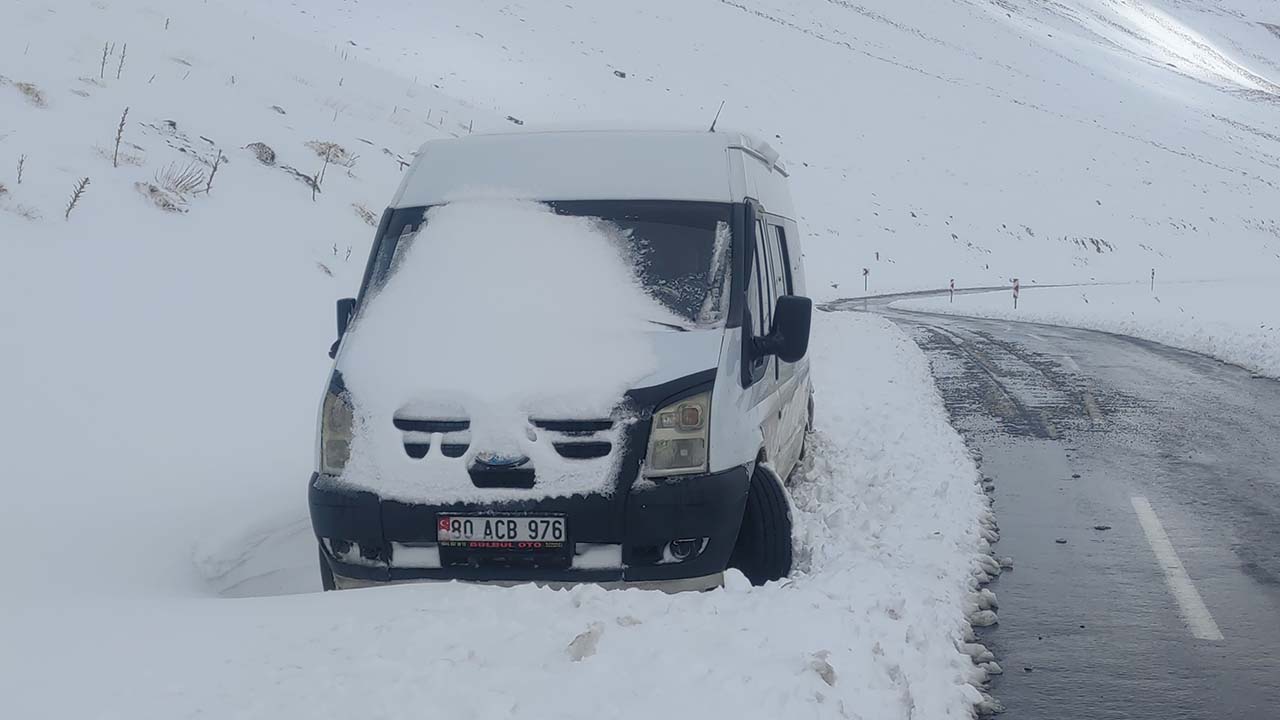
left=318, top=542, right=336, bottom=592
left=730, top=462, right=794, bottom=585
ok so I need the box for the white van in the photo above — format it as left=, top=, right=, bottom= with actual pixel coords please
left=311, top=129, right=813, bottom=591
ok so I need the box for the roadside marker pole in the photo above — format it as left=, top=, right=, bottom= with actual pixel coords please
left=1013, top=278, right=1020, bottom=309
left=949, top=278, right=955, bottom=303
left=1151, top=268, right=1155, bottom=292
left=862, top=267, right=869, bottom=293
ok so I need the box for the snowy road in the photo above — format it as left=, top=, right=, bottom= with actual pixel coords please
left=842, top=300, right=1280, bottom=718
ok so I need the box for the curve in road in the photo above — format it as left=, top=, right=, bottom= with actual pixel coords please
left=838, top=300, right=1280, bottom=719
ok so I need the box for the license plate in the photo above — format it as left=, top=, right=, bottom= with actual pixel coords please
left=437, top=515, right=567, bottom=550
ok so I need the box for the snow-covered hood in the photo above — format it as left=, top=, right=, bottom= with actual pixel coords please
left=365, top=327, right=723, bottom=422
left=629, top=328, right=723, bottom=391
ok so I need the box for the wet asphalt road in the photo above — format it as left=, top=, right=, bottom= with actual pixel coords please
left=841, top=298, right=1280, bottom=719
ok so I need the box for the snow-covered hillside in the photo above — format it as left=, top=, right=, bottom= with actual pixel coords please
left=5, top=0, right=1275, bottom=716
left=241, top=0, right=1280, bottom=296
left=1, top=1, right=998, bottom=718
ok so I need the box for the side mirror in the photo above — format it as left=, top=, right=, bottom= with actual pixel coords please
left=755, top=295, right=812, bottom=363
left=330, top=298, right=356, bottom=359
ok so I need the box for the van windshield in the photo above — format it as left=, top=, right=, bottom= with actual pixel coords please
left=366, top=200, right=734, bottom=327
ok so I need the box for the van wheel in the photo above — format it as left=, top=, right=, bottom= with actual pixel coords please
left=729, top=463, right=793, bottom=585
left=318, top=542, right=336, bottom=592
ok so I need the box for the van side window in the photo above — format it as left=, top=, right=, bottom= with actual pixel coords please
left=389, top=224, right=419, bottom=270
left=746, top=245, right=761, bottom=337
left=771, top=225, right=794, bottom=295
left=753, top=220, right=771, bottom=336
left=370, top=208, right=428, bottom=285
left=764, top=237, right=780, bottom=328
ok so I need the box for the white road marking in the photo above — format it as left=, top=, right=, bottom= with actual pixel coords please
left=1024, top=332, right=1046, bottom=342
left=1130, top=496, right=1224, bottom=641
left=1059, top=355, right=1082, bottom=373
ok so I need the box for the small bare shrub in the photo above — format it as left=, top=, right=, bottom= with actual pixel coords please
left=305, top=140, right=357, bottom=168
left=317, top=149, right=332, bottom=186
left=116, top=43, right=127, bottom=80
left=134, top=182, right=186, bottom=213
left=100, top=41, right=109, bottom=79
left=15, top=82, right=47, bottom=108
left=154, top=161, right=206, bottom=197
left=4, top=203, right=42, bottom=221
left=352, top=203, right=377, bottom=227
left=65, top=177, right=90, bottom=220
left=205, top=151, right=224, bottom=193
left=279, top=164, right=320, bottom=196
left=0, top=182, right=8, bottom=197
left=16, top=155, right=25, bottom=184
left=112, top=107, right=129, bottom=167
left=244, top=142, right=276, bottom=166
left=95, top=145, right=143, bottom=166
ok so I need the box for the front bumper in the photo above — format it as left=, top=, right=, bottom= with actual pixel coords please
left=309, top=464, right=751, bottom=587
left=331, top=571, right=726, bottom=593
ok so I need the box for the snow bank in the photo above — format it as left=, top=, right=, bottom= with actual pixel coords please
left=338, top=199, right=682, bottom=502
left=4, top=305, right=992, bottom=719
left=896, top=280, right=1280, bottom=378
left=2, top=1, right=993, bottom=717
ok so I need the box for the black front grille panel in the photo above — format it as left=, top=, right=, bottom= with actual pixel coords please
left=533, top=419, right=616, bottom=460
left=440, top=443, right=469, bottom=458
left=531, top=419, right=615, bottom=435
left=552, top=441, right=613, bottom=459
left=393, top=418, right=469, bottom=433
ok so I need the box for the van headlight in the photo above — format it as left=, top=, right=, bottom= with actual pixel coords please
left=645, top=390, right=710, bottom=477
left=320, top=390, right=354, bottom=475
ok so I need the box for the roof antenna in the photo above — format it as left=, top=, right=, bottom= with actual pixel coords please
left=708, top=100, right=725, bottom=132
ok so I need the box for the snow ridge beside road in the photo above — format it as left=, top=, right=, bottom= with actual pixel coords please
left=896, top=280, right=1280, bottom=379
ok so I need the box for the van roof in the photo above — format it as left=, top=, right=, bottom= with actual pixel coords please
left=389, top=129, right=792, bottom=213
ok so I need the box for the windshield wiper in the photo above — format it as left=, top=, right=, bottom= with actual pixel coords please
left=647, top=319, right=690, bottom=332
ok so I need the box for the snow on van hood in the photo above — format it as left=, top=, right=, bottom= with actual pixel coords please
left=335, top=199, right=717, bottom=503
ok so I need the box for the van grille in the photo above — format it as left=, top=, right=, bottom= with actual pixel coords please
left=393, top=416, right=617, bottom=461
